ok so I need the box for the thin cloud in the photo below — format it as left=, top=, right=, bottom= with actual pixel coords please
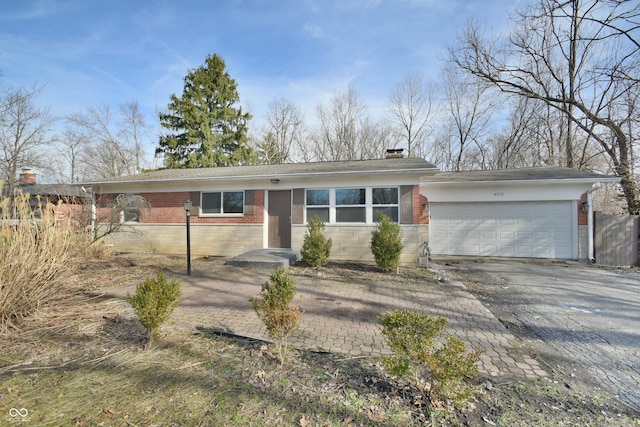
left=302, top=22, right=326, bottom=40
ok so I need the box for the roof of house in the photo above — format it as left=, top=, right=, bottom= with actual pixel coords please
left=86, top=157, right=439, bottom=186
left=1, top=183, right=88, bottom=198
left=421, top=166, right=619, bottom=184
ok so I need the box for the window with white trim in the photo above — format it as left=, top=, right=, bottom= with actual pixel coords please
left=372, top=187, right=399, bottom=222
left=336, top=188, right=366, bottom=223
left=201, top=191, right=244, bottom=215
left=304, top=187, right=400, bottom=224
left=306, top=189, right=329, bottom=222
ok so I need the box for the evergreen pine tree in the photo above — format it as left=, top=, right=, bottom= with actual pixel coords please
left=157, top=54, right=254, bottom=168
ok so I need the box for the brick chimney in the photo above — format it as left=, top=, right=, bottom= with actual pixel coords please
left=385, top=148, right=404, bottom=159
left=19, top=169, right=36, bottom=185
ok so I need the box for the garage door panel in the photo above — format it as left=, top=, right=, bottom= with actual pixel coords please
left=517, top=217, right=534, bottom=225
left=483, top=231, right=497, bottom=239
left=517, top=246, right=534, bottom=256
left=430, top=201, right=573, bottom=259
left=499, top=231, right=514, bottom=239
left=517, top=231, right=533, bottom=239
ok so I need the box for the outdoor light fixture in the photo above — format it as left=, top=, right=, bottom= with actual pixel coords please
left=271, top=178, right=280, bottom=185
left=183, top=199, right=192, bottom=275
left=183, top=198, right=192, bottom=215
left=581, top=201, right=589, bottom=213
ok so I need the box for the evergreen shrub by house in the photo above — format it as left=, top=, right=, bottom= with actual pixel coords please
left=250, top=267, right=301, bottom=364
left=300, top=215, right=332, bottom=267
left=127, top=271, right=182, bottom=345
left=378, top=309, right=480, bottom=408
left=371, top=213, right=403, bottom=272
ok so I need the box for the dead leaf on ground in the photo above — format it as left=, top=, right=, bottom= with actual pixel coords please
left=367, top=409, right=387, bottom=423
left=299, top=415, right=311, bottom=426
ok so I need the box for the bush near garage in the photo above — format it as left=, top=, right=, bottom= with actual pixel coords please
left=371, top=213, right=403, bottom=273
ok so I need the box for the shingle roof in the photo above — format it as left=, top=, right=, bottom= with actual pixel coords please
left=86, top=157, right=439, bottom=185
left=421, top=166, right=619, bottom=183
left=1, top=183, right=88, bottom=198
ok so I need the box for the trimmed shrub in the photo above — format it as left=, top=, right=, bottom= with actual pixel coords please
left=127, top=271, right=182, bottom=345
left=371, top=213, right=403, bottom=272
left=378, top=309, right=480, bottom=408
left=250, top=267, right=301, bottom=364
left=300, top=215, right=332, bottom=267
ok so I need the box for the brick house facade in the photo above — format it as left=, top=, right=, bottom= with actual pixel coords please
left=90, top=157, right=435, bottom=264
left=89, top=159, right=615, bottom=262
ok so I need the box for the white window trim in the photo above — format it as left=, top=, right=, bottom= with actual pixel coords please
left=372, top=187, right=400, bottom=223
left=199, top=190, right=245, bottom=217
left=304, top=187, right=400, bottom=225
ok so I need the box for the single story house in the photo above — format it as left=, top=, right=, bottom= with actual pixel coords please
left=86, top=154, right=618, bottom=263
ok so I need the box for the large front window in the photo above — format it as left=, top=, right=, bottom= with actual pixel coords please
left=201, top=191, right=244, bottom=215
left=306, top=189, right=329, bottom=222
left=304, top=187, right=400, bottom=224
left=372, top=187, right=399, bottom=222
left=336, top=188, right=366, bottom=223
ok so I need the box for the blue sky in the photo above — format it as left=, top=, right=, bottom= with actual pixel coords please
left=0, top=0, right=517, bottom=131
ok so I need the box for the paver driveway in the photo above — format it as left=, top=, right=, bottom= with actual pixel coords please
left=440, top=258, right=640, bottom=412
left=104, top=259, right=547, bottom=380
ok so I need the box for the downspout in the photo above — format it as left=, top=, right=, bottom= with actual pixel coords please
left=586, top=182, right=601, bottom=262
left=91, top=193, right=96, bottom=241
left=89, top=188, right=96, bottom=241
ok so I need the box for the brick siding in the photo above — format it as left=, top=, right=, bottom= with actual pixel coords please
left=97, top=191, right=264, bottom=225
left=413, top=186, right=429, bottom=224
left=578, top=192, right=588, bottom=226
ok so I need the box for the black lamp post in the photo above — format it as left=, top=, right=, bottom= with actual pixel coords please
left=183, top=198, right=192, bottom=276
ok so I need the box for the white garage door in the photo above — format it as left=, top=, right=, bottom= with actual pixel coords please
left=430, top=201, right=573, bottom=258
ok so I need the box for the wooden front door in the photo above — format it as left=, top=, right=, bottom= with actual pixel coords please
left=268, top=190, right=292, bottom=248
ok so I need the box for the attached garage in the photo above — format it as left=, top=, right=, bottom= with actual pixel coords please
left=421, top=167, right=619, bottom=260
left=429, top=201, right=573, bottom=258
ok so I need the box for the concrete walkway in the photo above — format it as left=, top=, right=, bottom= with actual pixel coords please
left=104, top=259, right=547, bottom=380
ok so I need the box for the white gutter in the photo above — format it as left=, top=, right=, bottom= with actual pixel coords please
left=421, top=177, right=621, bottom=186
left=88, top=167, right=439, bottom=187
left=586, top=182, right=601, bottom=262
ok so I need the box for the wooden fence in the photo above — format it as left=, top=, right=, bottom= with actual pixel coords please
left=594, top=211, right=639, bottom=267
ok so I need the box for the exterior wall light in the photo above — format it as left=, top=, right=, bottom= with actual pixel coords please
left=581, top=201, right=589, bottom=213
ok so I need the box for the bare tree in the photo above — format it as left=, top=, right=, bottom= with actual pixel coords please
left=450, top=0, right=640, bottom=212
left=66, top=104, right=143, bottom=180
left=0, top=85, right=56, bottom=189
left=255, top=98, right=305, bottom=164
left=311, top=87, right=389, bottom=161
left=440, top=68, right=497, bottom=171
left=386, top=72, right=438, bottom=158
left=491, top=96, right=580, bottom=169
left=119, top=101, right=147, bottom=171
left=53, top=127, right=91, bottom=183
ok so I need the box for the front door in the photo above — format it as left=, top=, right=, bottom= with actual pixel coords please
left=268, top=190, right=292, bottom=248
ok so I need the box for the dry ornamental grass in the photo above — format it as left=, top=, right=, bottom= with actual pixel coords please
left=0, top=190, right=87, bottom=333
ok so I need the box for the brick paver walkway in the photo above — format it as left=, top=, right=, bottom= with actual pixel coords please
left=105, top=261, right=547, bottom=380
